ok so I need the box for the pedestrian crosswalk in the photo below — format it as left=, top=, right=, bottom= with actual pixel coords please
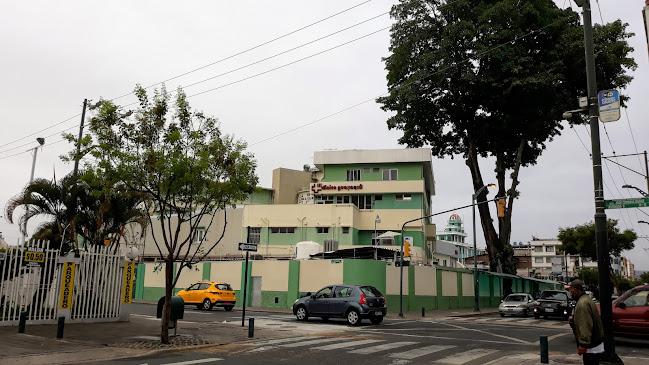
left=245, top=336, right=516, bottom=364
left=433, top=316, right=570, bottom=328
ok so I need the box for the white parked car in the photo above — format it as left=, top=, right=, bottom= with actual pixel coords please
left=499, top=293, right=535, bottom=317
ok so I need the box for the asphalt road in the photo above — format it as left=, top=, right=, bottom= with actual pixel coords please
left=120, top=304, right=649, bottom=365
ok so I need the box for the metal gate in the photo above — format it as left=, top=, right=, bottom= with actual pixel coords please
left=0, top=241, right=125, bottom=326
left=0, top=240, right=60, bottom=325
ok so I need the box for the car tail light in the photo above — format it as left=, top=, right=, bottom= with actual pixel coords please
left=360, top=294, right=367, bottom=305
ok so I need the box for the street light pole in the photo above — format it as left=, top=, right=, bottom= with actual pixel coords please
left=574, top=0, right=620, bottom=362
left=374, top=215, right=381, bottom=246
left=23, top=138, right=45, bottom=244
left=472, top=184, right=494, bottom=312
left=622, top=184, right=648, bottom=197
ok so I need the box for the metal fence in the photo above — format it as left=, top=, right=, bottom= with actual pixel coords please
left=0, top=241, right=125, bottom=326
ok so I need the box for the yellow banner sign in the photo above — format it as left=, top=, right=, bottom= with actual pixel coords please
left=122, top=262, right=135, bottom=304
left=59, top=262, right=76, bottom=309
left=25, top=249, right=45, bottom=263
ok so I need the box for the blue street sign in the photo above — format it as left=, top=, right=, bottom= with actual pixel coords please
left=597, top=89, right=620, bottom=123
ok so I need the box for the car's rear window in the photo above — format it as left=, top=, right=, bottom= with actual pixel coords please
left=360, top=286, right=383, bottom=297
left=540, top=292, right=567, bottom=301
left=215, top=284, right=233, bottom=291
left=505, top=295, right=527, bottom=302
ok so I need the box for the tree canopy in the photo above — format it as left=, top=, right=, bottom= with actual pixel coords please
left=558, top=219, right=636, bottom=261
left=73, top=84, right=258, bottom=343
left=377, top=0, right=635, bottom=273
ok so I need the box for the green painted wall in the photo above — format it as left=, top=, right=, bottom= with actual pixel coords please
left=288, top=260, right=300, bottom=304
left=202, top=262, right=211, bottom=281
left=321, top=163, right=423, bottom=182
left=342, top=260, right=386, bottom=294
left=135, top=263, right=146, bottom=300
left=243, top=188, right=274, bottom=205
left=374, top=193, right=424, bottom=210
left=261, top=291, right=288, bottom=308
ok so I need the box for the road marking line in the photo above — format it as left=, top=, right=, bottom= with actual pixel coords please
left=495, top=318, right=517, bottom=322
left=532, top=332, right=570, bottom=345
left=247, top=337, right=304, bottom=346
left=348, top=341, right=418, bottom=354
left=364, top=331, right=518, bottom=345
left=433, top=348, right=498, bottom=364
left=279, top=338, right=342, bottom=347
left=483, top=353, right=537, bottom=365
left=384, top=320, right=419, bottom=326
left=473, top=318, right=490, bottom=322
left=159, top=358, right=224, bottom=365
left=442, top=322, right=532, bottom=344
left=311, top=339, right=385, bottom=350
left=389, top=344, right=456, bottom=359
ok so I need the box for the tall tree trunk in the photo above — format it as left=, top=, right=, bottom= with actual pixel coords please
left=161, top=256, right=173, bottom=344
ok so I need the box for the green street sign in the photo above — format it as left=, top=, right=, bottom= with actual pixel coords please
left=605, top=197, right=649, bottom=209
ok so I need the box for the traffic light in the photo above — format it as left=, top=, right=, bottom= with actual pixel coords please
left=497, top=198, right=506, bottom=218
left=404, top=240, right=411, bottom=257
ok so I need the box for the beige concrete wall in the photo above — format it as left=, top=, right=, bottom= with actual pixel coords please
left=462, top=273, right=474, bottom=296
left=386, top=264, right=408, bottom=295
left=144, top=262, right=165, bottom=287
left=176, top=264, right=204, bottom=289
left=244, top=204, right=355, bottom=228
left=299, top=260, right=343, bottom=292
left=143, top=208, right=244, bottom=259
left=210, top=262, right=243, bottom=290
left=414, top=266, right=436, bottom=296
left=273, top=168, right=312, bottom=204
left=441, top=270, right=457, bottom=296
left=252, top=261, right=289, bottom=291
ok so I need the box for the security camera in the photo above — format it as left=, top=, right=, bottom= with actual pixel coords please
left=36, top=137, right=45, bottom=146
left=562, top=112, right=572, bottom=119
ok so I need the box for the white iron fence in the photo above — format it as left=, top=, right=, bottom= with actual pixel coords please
left=0, top=241, right=127, bottom=326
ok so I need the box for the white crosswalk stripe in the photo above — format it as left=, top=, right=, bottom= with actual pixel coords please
left=247, top=337, right=304, bottom=346
left=433, top=348, right=499, bottom=364
left=494, top=318, right=518, bottom=322
left=311, top=339, right=385, bottom=350
left=348, top=341, right=418, bottom=354
left=389, top=344, right=456, bottom=360
left=279, top=338, right=342, bottom=347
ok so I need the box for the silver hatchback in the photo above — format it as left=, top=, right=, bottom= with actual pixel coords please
left=499, top=293, right=535, bottom=317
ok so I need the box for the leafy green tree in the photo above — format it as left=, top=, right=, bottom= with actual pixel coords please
left=578, top=268, right=599, bottom=288
left=558, top=219, right=636, bottom=261
left=377, top=0, right=635, bottom=273
left=79, top=85, right=258, bottom=344
left=638, top=272, right=649, bottom=284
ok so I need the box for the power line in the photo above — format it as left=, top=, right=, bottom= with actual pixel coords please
left=0, top=0, right=374, bottom=149
left=571, top=125, right=591, bottom=155
left=0, top=124, right=79, bottom=155
left=0, top=138, right=66, bottom=161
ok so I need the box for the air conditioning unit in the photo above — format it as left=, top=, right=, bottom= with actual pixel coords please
left=324, top=239, right=339, bottom=252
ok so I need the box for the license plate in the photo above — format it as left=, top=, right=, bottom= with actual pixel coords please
left=507, top=309, right=513, bottom=311
left=374, top=312, right=382, bottom=316
left=545, top=308, right=554, bottom=313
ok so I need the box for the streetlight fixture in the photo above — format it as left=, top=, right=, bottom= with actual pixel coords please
left=639, top=221, right=649, bottom=226
left=622, top=184, right=648, bottom=197
left=472, top=183, right=495, bottom=312
left=374, top=215, right=381, bottom=246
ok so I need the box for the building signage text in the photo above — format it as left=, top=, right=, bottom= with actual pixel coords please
left=122, top=262, right=135, bottom=304
left=59, top=262, right=76, bottom=309
left=311, top=183, right=363, bottom=194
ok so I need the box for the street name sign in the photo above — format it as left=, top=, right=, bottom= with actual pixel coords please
left=605, top=197, right=649, bottom=209
left=238, top=243, right=258, bottom=252
left=598, top=89, right=620, bottom=123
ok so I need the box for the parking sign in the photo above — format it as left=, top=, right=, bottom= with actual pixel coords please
left=597, top=89, right=620, bottom=123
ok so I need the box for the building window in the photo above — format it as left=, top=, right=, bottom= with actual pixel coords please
left=534, top=246, right=543, bottom=252
left=395, top=194, right=412, bottom=201
left=546, top=257, right=554, bottom=263
left=271, top=227, right=295, bottom=234
left=363, top=167, right=371, bottom=173
left=315, top=195, right=335, bottom=204
left=545, top=246, right=554, bottom=252
left=336, top=195, right=351, bottom=204
left=346, top=169, right=361, bottom=181
left=317, top=227, right=329, bottom=234
left=192, top=227, right=206, bottom=244
left=443, top=260, right=447, bottom=267
left=351, top=195, right=373, bottom=209
left=342, top=227, right=350, bottom=234
left=382, top=169, right=398, bottom=181
left=535, top=257, right=544, bottom=263
left=374, top=194, right=382, bottom=201
left=248, top=227, right=261, bottom=244
left=372, top=167, right=380, bottom=173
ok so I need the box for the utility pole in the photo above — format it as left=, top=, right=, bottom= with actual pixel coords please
left=73, top=99, right=88, bottom=177
left=23, top=138, right=45, bottom=244
left=574, top=0, right=621, bottom=362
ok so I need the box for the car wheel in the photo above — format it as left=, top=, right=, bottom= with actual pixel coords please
left=202, top=298, right=213, bottom=310
left=295, top=306, right=309, bottom=321
left=369, top=316, right=383, bottom=325
left=225, top=306, right=234, bottom=311
left=346, top=309, right=361, bottom=326
left=320, top=316, right=329, bottom=321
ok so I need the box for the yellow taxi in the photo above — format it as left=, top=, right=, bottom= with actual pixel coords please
left=176, top=281, right=236, bottom=311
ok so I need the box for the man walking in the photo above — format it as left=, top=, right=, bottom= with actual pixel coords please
left=569, top=279, right=604, bottom=365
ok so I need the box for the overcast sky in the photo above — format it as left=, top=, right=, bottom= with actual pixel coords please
left=1, top=1, right=648, bottom=271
